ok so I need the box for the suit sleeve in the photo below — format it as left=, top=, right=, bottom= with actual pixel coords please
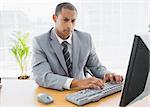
left=86, top=35, right=110, bottom=78
left=31, top=37, right=70, bottom=90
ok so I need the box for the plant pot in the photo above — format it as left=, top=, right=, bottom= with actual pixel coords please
left=18, top=75, right=30, bottom=79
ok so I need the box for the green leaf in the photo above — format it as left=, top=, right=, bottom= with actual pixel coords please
left=10, top=31, right=30, bottom=73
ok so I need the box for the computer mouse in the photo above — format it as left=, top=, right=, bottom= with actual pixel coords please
left=37, top=93, right=54, bottom=104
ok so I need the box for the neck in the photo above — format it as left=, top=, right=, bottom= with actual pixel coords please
left=55, top=29, right=70, bottom=40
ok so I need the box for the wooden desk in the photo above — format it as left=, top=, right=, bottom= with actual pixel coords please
left=0, top=79, right=149, bottom=107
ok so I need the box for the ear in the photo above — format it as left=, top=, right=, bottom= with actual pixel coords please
left=52, top=14, right=57, bottom=23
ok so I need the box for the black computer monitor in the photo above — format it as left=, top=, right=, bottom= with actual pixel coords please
left=119, top=35, right=150, bottom=107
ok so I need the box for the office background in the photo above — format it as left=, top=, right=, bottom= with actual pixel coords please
left=0, top=0, right=150, bottom=77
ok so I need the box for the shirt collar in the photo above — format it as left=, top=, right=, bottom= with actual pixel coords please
left=54, top=28, right=72, bottom=45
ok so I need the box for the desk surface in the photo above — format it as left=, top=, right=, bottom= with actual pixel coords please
left=0, top=79, right=149, bottom=107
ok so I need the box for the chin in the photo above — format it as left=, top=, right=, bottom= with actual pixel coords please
left=64, top=35, right=70, bottom=39
left=64, top=33, right=70, bottom=37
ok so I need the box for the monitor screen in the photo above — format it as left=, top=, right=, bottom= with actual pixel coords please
left=119, top=35, right=150, bottom=107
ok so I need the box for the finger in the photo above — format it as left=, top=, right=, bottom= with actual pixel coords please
left=90, top=78, right=104, bottom=89
left=94, top=85, right=101, bottom=89
left=88, top=84, right=100, bottom=89
left=103, top=74, right=109, bottom=82
left=94, top=80, right=104, bottom=89
left=114, top=76, right=120, bottom=83
left=103, top=78, right=106, bottom=83
left=103, top=76, right=107, bottom=83
left=98, top=79, right=104, bottom=88
left=119, top=76, right=124, bottom=82
left=109, top=74, right=114, bottom=82
left=114, top=75, right=123, bottom=83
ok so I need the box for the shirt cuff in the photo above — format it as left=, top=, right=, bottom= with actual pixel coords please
left=63, top=78, right=73, bottom=90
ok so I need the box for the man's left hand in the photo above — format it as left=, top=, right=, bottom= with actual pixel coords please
left=104, top=73, right=123, bottom=83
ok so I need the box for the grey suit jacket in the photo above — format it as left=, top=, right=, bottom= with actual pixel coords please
left=32, top=28, right=109, bottom=90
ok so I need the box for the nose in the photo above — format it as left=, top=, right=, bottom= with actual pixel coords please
left=66, top=21, right=73, bottom=29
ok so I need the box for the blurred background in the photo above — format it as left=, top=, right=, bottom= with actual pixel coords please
left=0, top=0, right=150, bottom=78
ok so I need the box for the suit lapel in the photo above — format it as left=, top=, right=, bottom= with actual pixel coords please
left=72, top=31, right=80, bottom=75
left=49, top=29, right=69, bottom=75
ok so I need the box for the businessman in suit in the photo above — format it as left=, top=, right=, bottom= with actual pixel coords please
left=32, top=2, right=123, bottom=90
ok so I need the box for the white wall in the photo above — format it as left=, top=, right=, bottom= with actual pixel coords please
left=0, top=0, right=149, bottom=77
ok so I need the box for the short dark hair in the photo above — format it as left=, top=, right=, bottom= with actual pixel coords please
left=55, top=2, right=77, bottom=16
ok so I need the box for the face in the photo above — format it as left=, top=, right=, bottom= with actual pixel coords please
left=53, top=8, right=77, bottom=39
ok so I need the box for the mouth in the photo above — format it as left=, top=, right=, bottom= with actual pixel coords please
left=64, top=29, right=72, bottom=33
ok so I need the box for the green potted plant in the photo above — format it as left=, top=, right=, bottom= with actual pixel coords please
left=10, top=31, right=30, bottom=79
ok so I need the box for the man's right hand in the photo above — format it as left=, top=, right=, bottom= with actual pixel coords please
left=70, top=77, right=104, bottom=90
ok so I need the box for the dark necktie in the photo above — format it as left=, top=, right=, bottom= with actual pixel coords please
left=62, top=41, right=72, bottom=77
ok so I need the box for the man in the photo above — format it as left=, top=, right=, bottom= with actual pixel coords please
left=32, top=2, right=123, bottom=90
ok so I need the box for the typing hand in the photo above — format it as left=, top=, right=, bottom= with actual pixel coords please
left=104, top=73, right=123, bottom=83
left=71, top=77, right=104, bottom=90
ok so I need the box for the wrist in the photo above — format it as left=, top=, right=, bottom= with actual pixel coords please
left=70, top=79, right=79, bottom=88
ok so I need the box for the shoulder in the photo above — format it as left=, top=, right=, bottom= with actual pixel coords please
left=34, top=31, right=50, bottom=42
left=32, top=31, right=51, bottom=48
left=74, top=29, right=91, bottom=36
left=74, top=29, right=91, bottom=38
left=74, top=29, right=92, bottom=41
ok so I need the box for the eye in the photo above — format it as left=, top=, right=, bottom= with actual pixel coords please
left=72, top=19, right=76, bottom=23
left=64, top=18, right=69, bottom=22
